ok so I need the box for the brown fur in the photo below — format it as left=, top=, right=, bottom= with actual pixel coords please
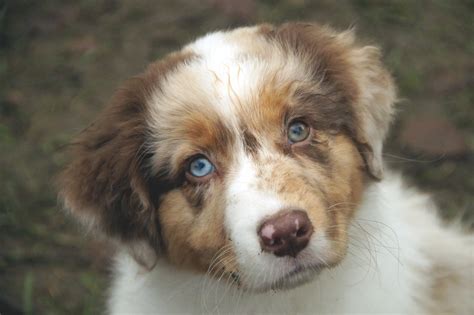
left=261, top=22, right=395, bottom=179
left=59, top=22, right=391, bottom=277
left=57, top=51, right=196, bottom=263
left=251, top=131, right=364, bottom=264
left=412, top=264, right=463, bottom=314
left=242, top=128, right=261, bottom=155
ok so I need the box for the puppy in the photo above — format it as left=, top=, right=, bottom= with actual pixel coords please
left=58, top=23, right=473, bottom=314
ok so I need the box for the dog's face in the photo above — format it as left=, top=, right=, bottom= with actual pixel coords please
left=59, top=23, right=395, bottom=292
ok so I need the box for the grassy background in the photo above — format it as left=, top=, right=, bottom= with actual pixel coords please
left=1, top=0, right=473, bottom=314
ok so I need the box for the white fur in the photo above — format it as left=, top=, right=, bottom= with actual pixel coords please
left=106, top=28, right=474, bottom=314
left=108, top=173, right=473, bottom=314
left=225, top=152, right=287, bottom=285
left=147, top=28, right=312, bottom=141
left=223, top=150, right=335, bottom=292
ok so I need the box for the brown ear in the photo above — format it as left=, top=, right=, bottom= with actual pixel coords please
left=271, top=23, right=396, bottom=179
left=345, top=41, right=396, bottom=180
left=58, top=52, right=191, bottom=268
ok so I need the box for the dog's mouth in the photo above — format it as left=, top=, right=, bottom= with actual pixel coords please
left=269, top=263, right=321, bottom=291
left=236, top=263, right=322, bottom=293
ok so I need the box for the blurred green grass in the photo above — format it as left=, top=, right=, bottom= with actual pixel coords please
left=0, top=0, right=473, bottom=314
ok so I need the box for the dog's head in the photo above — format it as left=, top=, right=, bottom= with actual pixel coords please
left=58, top=23, right=395, bottom=291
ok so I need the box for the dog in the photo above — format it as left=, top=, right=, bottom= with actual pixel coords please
left=58, top=23, right=473, bottom=314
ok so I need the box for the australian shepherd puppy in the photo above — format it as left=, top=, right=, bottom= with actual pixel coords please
left=58, top=23, right=473, bottom=314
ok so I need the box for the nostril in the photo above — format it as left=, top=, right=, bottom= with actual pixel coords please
left=264, top=237, right=282, bottom=247
left=296, top=226, right=307, bottom=237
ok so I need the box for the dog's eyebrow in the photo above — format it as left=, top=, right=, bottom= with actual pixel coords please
left=290, top=88, right=354, bottom=131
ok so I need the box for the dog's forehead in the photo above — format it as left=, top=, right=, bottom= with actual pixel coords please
left=147, top=26, right=314, bottom=135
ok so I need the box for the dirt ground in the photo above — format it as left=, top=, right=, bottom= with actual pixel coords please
left=1, top=1, right=473, bottom=314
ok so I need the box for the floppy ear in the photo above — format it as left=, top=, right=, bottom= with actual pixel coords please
left=319, top=27, right=396, bottom=180
left=345, top=40, right=396, bottom=180
left=58, top=53, right=190, bottom=268
left=58, top=75, right=161, bottom=268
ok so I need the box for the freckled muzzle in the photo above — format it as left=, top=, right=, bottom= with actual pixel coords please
left=258, top=209, right=314, bottom=257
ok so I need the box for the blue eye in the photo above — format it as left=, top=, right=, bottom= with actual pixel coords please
left=288, top=121, right=310, bottom=143
left=188, top=157, right=215, bottom=177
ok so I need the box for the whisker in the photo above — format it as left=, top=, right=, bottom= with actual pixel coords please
left=200, top=245, right=234, bottom=312
left=326, top=201, right=359, bottom=211
left=382, top=152, right=447, bottom=163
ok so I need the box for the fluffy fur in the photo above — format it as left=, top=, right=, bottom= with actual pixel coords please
left=58, top=23, right=473, bottom=314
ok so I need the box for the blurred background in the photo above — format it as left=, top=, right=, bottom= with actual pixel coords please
left=0, top=0, right=473, bottom=314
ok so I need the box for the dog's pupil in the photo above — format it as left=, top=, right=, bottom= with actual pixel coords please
left=289, top=122, right=307, bottom=141
left=195, top=160, right=206, bottom=172
left=190, top=158, right=212, bottom=177
left=293, top=125, right=302, bottom=135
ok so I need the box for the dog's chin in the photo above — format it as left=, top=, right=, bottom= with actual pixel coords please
left=242, top=265, right=321, bottom=293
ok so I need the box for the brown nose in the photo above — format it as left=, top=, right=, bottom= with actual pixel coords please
left=258, top=209, right=314, bottom=258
